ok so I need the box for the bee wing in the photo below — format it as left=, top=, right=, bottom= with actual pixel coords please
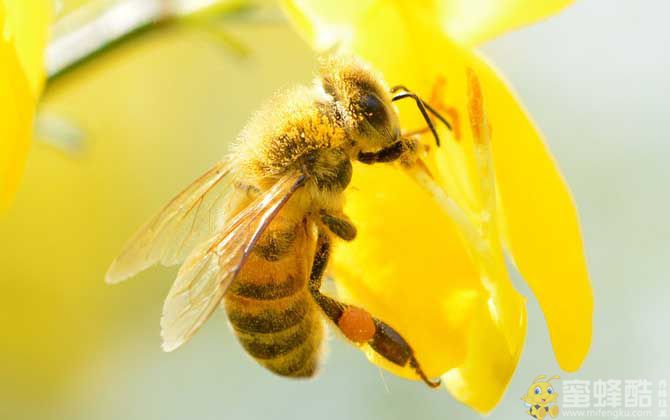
left=106, top=157, right=238, bottom=284
left=160, top=172, right=306, bottom=352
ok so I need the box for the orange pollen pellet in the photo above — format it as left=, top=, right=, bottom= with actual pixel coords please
left=338, top=306, right=376, bottom=343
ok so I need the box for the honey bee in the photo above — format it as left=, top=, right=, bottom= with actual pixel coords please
left=106, top=55, right=451, bottom=387
left=522, top=375, right=560, bottom=419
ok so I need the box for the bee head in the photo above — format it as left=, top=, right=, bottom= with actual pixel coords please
left=319, top=55, right=401, bottom=150
left=521, top=375, right=560, bottom=405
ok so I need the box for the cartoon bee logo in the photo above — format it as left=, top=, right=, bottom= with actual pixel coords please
left=522, top=375, right=560, bottom=419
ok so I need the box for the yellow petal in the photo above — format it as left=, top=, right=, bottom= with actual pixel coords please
left=331, top=161, right=482, bottom=378
left=333, top=151, right=527, bottom=413
left=283, top=0, right=574, bottom=49
left=437, top=0, right=574, bottom=47
left=0, top=0, right=51, bottom=212
left=1, top=0, right=52, bottom=94
left=0, top=9, right=34, bottom=212
left=444, top=295, right=527, bottom=412
left=471, top=53, right=593, bottom=371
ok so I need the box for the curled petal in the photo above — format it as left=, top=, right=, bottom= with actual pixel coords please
left=444, top=294, right=527, bottom=413
left=470, top=53, right=593, bottom=371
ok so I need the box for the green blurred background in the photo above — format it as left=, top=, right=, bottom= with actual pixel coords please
left=1, top=0, right=668, bottom=419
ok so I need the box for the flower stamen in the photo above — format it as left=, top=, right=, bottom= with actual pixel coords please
left=428, top=76, right=462, bottom=141
left=466, top=68, right=496, bottom=234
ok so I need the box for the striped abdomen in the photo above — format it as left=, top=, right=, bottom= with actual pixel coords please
left=224, top=218, right=323, bottom=378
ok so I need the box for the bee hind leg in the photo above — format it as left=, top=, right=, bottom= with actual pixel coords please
left=308, top=230, right=440, bottom=388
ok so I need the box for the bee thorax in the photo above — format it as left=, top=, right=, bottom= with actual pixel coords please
left=301, top=148, right=352, bottom=192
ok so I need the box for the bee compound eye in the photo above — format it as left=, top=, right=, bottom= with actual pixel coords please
left=535, top=387, right=542, bottom=395
left=359, top=93, right=388, bottom=128
left=360, top=93, right=383, bottom=115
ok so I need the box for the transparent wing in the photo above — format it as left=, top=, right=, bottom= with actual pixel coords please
left=160, top=172, right=306, bottom=352
left=106, top=157, right=238, bottom=284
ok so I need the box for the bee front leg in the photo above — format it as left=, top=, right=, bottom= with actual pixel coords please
left=308, top=230, right=440, bottom=388
left=357, top=138, right=417, bottom=164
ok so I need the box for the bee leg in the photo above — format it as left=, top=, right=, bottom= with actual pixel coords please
left=357, top=138, right=417, bottom=164
left=308, top=230, right=440, bottom=388
left=319, top=211, right=357, bottom=241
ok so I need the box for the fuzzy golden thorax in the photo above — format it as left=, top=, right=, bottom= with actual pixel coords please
left=233, top=84, right=348, bottom=180
left=231, top=55, right=404, bottom=198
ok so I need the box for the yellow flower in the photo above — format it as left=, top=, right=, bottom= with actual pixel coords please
left=282, top=0, right=593, bottom=412
left=0, top=0, right=51, bottom=212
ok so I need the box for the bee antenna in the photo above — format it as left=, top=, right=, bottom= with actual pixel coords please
left=390, top=86, right=453, bottom=148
